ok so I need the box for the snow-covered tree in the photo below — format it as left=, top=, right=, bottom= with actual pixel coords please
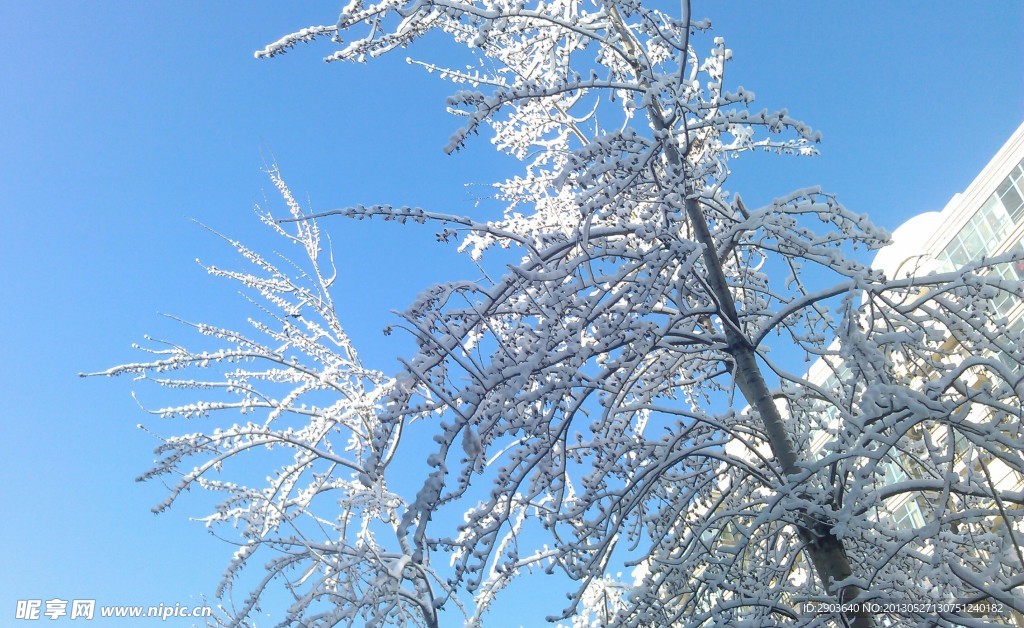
left=89, top=1, right=1024, bottom=625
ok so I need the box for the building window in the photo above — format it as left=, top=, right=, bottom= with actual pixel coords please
left=1015, top=237, right=1024, bottom=280
left=938, top=195, right=1013, bottom=269
left=989, top=263, right=1019, bottom=318
left=884, top=461, right=909, bottom=485
left=996, top=158, right=1024, bottom=223
left=891, top=499, right=925, bottom=530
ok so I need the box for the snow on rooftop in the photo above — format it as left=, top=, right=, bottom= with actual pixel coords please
left=870, top=210, right=944, bottom=279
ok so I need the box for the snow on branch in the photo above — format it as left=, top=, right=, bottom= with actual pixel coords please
left=86, top=171, right=449, bottom=627
left=91, top=1, right=1024, bottom=625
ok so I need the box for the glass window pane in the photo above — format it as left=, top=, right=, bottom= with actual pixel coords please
left=1000, top=185, right=1023, bottom=222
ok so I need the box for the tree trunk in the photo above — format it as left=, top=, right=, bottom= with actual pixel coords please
left=686, top=198, right=872, bottom=628
left=604, top=5, right=871, bottom=624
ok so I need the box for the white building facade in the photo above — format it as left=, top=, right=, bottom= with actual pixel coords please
left=818, top=121, right=1024, bottom=624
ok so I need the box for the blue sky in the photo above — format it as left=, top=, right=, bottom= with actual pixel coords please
left=1, top=1, right=1021, bottom=625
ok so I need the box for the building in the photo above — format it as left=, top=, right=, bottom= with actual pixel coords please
left=872, top=121, right=1024, bottom=334
left=809, top=120, right=1024, bottom=624
left=622, top=124, right=1024, bottom=626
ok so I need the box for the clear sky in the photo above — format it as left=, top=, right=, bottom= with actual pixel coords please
left=1, top=1, right=1021, bottom=626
